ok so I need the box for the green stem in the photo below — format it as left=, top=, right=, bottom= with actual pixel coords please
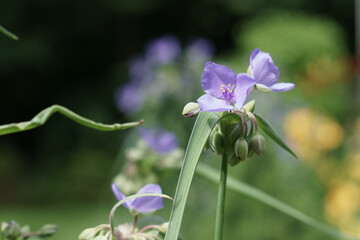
left=214, top=152, right=228, bottom=240
left=0, top=104, right=143, bottom=136
left=0, top=25, right=19, bottom=40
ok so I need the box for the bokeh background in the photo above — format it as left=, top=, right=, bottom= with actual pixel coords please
left=1, top=0, right=359, bottom=239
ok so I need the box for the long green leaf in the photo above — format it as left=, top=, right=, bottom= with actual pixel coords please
left=0, top=105, right=143, bottom=136
left=196, top=162, right=360, bottom=240
left=165, top=111, right=219, bottom=240
left=254, top=113, right=297, bottom=159
left=0, top=25, right=19, bottom=40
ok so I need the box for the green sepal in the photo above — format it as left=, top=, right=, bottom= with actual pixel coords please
left=255, top=83, right=272, bottom=93
left=242, top=100, right=255, bottom=112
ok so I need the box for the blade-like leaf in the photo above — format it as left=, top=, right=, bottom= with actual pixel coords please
left=165, top=111, right=219, bottom=240
left=254, top=113, right=297, bottom=159
left=196, top=163, right=360, bottom=240
left=0, top=25, right=19, bottom=40
left=0, top=105, right=143, bottom=136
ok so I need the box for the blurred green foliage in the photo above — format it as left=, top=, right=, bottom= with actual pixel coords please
left=0, top=0, right=358, bottom=239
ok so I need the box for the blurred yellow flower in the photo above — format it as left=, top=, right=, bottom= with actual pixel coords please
left=324, top=180, right=360, bottom=234
left=345, top=152, right=360, bottom=182
left=283, top=108, right=344, bottom=161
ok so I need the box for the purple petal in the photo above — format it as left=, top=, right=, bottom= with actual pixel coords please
left=249, top=48, right=260, bottom=67
left=233, top=74, right=256, bottom=110
left=115, top=84, right=143, bottom=114
left=186, top=38, right=215, bottom=62
left=139, top=128, right=178, bottom=153
left=112, top=183, right=132, bottom=209
left=197, top=94, right=234, bottom=112
left=201, top=62, right=237, bottom=99
left=131, top=184, right=164, bottom=213
left=128, top=56, right=152, bottom=84
left=250, top=49, right=279, bottom=87
left=269, top=82, right=295, bottom=92
left=153, top=131, right=178, bottom=153
left=145, top=35, right=181, bottom=65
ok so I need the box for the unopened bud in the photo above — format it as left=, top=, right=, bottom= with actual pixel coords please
left=251, top=134, right=266, bottom=156
left=40, top=224, right=58, bottom=237
left=159, top=222, right=169, bottom=233
left=182, top=102, right=200, bottom=117
left=255, top=83, right=272, bottom=93
left=234, top=137, right=248, bottom=161
left=219, top=113, right=241, bottom=135
left=242, top=100, right=255, bottom=113
left=3, top=221, right=21, bottom=238
left=79, top=228, right=96, bottom=240
left=203, top=136, right=211, bottom=151
left=228, top=123, right=243, bottom=146
left=228, top=151, right=241, bottom=167
left=211, top=132, right=225, bottom=155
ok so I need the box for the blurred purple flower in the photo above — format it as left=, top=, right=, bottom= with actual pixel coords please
left=115, top=83, right=143, bottom=114
left=128, top=56, right=152, bottom=84
left=197, top=62, right=256, bottom=112
left=145, top=35, right=181, bottom=65
left=112, top=183, right=163, bottom=214
left=186, top=38, right=215, bottom=62
left=249, top=48, right=294, bottom=92
left=139, top=128, right=178, bottom=153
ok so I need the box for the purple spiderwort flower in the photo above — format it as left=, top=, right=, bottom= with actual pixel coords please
left=128, top=56, right=153, bottom=84
left=139, top=128, right=178, bottom=153
left=249, top=48, right=294, bottom=92
left=115, top=83, right=143, bottom=114
left=145, top=35, right=181, bottom=65
left=112, top=183, right=164, bottom=214
left=186, top=38, right=215, bottom=62
left=197, top=62, right=256, bottom=112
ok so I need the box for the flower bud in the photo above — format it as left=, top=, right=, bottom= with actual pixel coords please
left=203, top=136, right=211, bottom=151
left=255, top=83, right=272, bottom=93
left=227, top=123, right=243, bottom=147
left=158, top=222, right=169, bottom=233
left=182, top=102, right=200, bottom=117
left=78, top=227, right=96, bottom=240
left=40, top=224, right=58, bottom=237
left=234, top=137, right=248, bottom=161
left=242, top=100, right=255, bottom=113
left=219, top=113, right=241, bottom=136
left=228, top=151, right=241, bottom=167
left=251, top=134, right=266, bottom=156
left=211, top=132, right=225, bottom=155
left=2, top=221, right=21, bottom=238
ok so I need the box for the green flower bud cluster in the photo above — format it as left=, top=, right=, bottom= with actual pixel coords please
left=79, top=222, right=169, bottom=240
left=1, top=221, right=58, bottom=240
left=206, top=102, right=266, bottom=167
left=78, top=224, right=111, bottom=240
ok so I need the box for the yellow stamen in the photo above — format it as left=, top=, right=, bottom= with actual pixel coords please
left=222, top=90, right=225, bottom=93
left=221, top=84, right=224, bottom=87
left=228, top=84, right=231, bottom=87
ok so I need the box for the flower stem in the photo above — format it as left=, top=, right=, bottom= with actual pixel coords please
left=132, top=215, right=138, bottom=233
left=214, top=152, right=228, bottom=240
